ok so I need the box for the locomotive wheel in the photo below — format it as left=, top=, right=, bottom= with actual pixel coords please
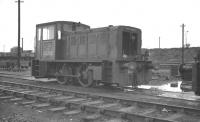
left=56, top=64, right=72, bottom=85
left=78, top=69, right=94, bottom=87
left=57, top=76, right=68, bottom=85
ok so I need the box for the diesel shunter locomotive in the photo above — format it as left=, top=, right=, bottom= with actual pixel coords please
left=32, top=21, right=152, bottom=87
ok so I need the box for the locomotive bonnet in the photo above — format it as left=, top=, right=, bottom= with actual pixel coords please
left=32, top=21, right=152, bottom=87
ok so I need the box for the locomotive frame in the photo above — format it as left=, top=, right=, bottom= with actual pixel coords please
left=32, top=21, right=152, bottom=87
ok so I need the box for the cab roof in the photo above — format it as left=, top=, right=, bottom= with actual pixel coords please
left=36, top=21, right=90, bottom=29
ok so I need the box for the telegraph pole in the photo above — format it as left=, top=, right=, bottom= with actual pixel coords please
left=159, top=36, right=160, bottom=49
left=22, top=38, right=23, bottom=52
left=181, top=24, right=185, bottom=64
left=15, top=0, right=24, bottom=70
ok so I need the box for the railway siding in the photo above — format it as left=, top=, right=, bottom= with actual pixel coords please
left=0, top=81, right=200, bottom=122
left=1, top=80, right=200, bottom=114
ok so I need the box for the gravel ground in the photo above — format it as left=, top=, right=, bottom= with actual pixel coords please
left=0, top=100, right=122, bottom=122
left=0, top=100, right=80, bottom=122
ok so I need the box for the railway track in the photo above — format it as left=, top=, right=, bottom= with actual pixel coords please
left=0, top=71, right=31, bottom=77
left=1, top=71, right=200, bottom=102
left=0, top=80, right=200, bottom=122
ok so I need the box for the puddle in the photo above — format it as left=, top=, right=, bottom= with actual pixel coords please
left=133, top=81, right=200, bottom=101
left=137, top=81, right=183, bottom=92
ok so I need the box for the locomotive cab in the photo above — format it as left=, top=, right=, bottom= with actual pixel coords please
left=35, top=21, right=90, bottom=60
left=32, top=21, right=90, bottom=77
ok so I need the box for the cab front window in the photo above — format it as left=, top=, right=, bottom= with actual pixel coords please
left=43, top=26, right=55, bottom=40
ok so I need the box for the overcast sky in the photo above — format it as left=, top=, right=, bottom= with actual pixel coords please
left=0, top=0, right=199, bottom=52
